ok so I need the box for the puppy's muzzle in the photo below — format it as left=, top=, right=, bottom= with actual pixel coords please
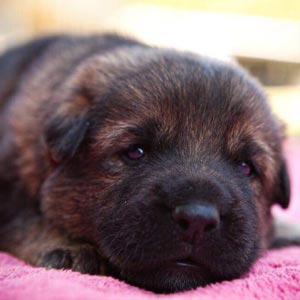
left=155, top=176, right=226, bottom=245
left=172, top=203, right=220, bottom=244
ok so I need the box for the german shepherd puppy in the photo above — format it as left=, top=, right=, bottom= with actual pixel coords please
left=0, top=34, right=294, bottom=293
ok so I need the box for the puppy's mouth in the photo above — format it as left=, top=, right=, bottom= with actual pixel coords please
left=113, top=255, right=203, bottom=272
left=167, top=258, right=202, bottom=270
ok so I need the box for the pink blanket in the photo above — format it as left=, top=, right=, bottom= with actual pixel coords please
left=1, top=139, right=300, bottom=300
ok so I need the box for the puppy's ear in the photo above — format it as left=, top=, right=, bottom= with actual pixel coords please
left=43, top=56, right=111, bottom=163
left=44, top=95, right=91, bottom=163
left=272, top=159, right=290, bottom=209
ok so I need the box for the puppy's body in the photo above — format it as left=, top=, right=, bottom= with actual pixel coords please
left=0, top=34, right=293, bottom=293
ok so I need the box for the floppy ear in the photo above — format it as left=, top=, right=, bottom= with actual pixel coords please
left=43, top=55, right=110, bottom=164
left=45, top=107, right=90, bottom=165
left=272, top=159, right=290, bottom=209
left=45, top=112, right=90, bottom=163
left=44, top=91, right=92, bottom=164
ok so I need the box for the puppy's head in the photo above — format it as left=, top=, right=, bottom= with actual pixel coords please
left=41, top=47, right=290, bottom=293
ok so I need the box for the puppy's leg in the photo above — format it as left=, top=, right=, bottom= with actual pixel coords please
left=270, top=217, right=300, bottom=248
left=0, top=210, right=106, bottom=274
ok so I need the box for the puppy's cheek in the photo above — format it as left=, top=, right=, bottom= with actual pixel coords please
left=40, top=176, right=93, bottom=238
left=40, top=179, right=63, bottom=222
left=200, top=200, right=259, bottom=273
left=250, top=180, right=273, bottom=250
left=40, top=187, right=78, bottom=230
left=96, top=200, right=186, bottom=265
left=256, top=196, right=273, bottom=250
left=40, top=157, right=126, bottom=240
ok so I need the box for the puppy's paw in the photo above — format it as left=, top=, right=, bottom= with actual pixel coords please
left=38, top=244, right=103, bottom=275
left=39, top=248, right=73, bottom=269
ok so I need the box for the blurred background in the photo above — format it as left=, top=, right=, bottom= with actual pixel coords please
left=0, top=0, right=299, bottom=137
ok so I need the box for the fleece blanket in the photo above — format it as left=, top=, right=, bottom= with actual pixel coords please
left=1, top=139, right=300, bottom=300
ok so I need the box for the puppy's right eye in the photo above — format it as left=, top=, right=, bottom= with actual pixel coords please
left=123, top=145, right=145, bottom=161
left=239, top=161, right=254, bottom=176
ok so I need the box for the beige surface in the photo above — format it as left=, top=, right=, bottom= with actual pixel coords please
left=126, top=0, right=300, bottom=19
left=267, top=86, right=300, bottom=136
left=0, top=0, right=299, bottom=136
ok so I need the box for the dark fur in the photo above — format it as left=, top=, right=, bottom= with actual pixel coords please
left=0, top=34, right=293, bottom=293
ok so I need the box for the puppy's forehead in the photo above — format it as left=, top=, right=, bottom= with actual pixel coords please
left=94, top=50, right=275, bottom=154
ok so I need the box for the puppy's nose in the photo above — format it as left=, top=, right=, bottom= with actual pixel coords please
left=172, top=203, right=220, bottom=244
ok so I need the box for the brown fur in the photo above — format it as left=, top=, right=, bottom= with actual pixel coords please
left=0, top=34, right=292, bottom=293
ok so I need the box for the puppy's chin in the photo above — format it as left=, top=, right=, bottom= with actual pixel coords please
left=110, top=261, right=220, bottom=293
left=116, top=268, right=206, bottom=293
left=105, top=244, right=259, bottom=293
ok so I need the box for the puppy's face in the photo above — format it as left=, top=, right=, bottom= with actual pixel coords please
left=41, top=49, right=290, bottom=293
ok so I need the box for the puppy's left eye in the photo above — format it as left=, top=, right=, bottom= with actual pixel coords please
left=239, top=161, right=253, bottom=176
left=123, top=145, right=145, bottom=161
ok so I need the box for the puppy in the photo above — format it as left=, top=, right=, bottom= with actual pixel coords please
left=0, top=34, right=295, bottom=293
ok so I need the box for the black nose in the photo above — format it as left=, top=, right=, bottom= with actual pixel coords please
left=172, top=203, right=220, bottom=244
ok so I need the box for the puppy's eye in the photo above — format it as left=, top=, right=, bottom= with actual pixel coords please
left=124, top=145, right=145, bottom=160
left=239, top=161, right=253, bottom=176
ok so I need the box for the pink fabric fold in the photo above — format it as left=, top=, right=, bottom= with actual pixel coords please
left=1, top=139, right=299, bottom=300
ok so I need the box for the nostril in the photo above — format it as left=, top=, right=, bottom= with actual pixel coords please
left=204, top=220, right=218, bottom=232
left=172, top=208, right=190, bottom=230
